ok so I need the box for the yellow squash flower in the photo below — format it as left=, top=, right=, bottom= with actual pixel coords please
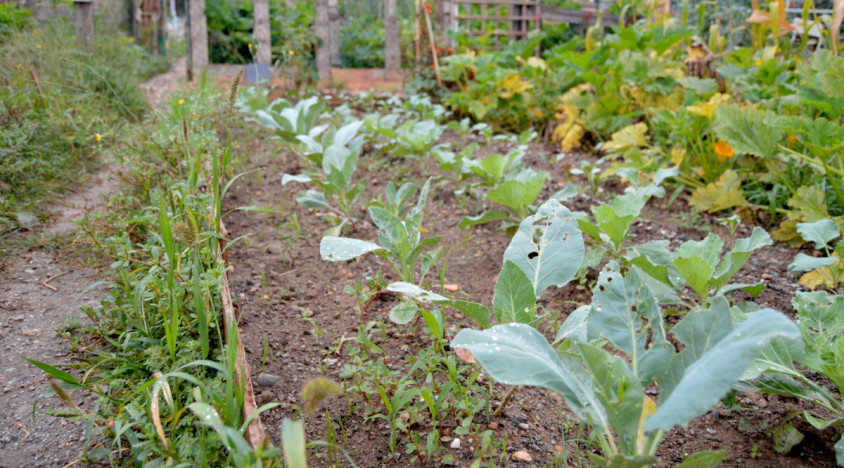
left=178, top=99, right=185, bottom=105
left=714, top=140, right=734, bottom=162
left=95, top=133, right=101, bottom=142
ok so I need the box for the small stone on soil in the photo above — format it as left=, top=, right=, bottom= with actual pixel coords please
left=512, top=450, right=533, bottom=462
left=256, top=373, right=281, bottom=388
left=450, top=438, right=461, bottom=449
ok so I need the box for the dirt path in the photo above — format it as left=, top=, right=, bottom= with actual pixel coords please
left=0, top=59, right=186, bottom=468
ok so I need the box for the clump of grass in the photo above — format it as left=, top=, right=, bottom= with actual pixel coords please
left=0, top=17, right=168, bottom=233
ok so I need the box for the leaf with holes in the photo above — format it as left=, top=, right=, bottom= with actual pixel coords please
left=503, top=199, right=585, bottom=297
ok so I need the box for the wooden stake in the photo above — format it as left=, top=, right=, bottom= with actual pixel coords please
left=423, top=4, right=443, bottom=87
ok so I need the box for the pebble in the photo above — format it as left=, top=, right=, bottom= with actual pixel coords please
left=554, top=445, right=563, bottom=454
left=488, top=421, right=499, bottom=430
left=518, top=422, right=530, bottom=430
left=512, top=450, right=533, bottom=462
left=255, top=373, right=281, bottom=388
left=450, top=438, right=461, bottom=449
left=443, top=283, right=459, bottom=292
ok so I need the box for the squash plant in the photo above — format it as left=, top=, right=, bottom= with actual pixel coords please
left=440, top=200, right=798, bottom=466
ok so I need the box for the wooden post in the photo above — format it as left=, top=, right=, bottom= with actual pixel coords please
left=187, top=0, right=208, bottom=81
left=74, top=0, right=94, bottom=53
left=328, top=0, right=342, bottom=66
left=442, top=0, right=456, bottom=48
left=414, top=0, right=421, bottom=65
left=315, top=0, right=331, bottom=83
left=384, top=0, right=401, bottom=70
left=253, top=0, right=272, bottom=64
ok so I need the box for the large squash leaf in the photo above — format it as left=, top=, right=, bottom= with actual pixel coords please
left=712, top=104, right=783, bottom=159
left=689, top=170, right=748, bottom=213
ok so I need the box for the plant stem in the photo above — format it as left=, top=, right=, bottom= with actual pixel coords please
left=491, top=386, right=518, bottom=418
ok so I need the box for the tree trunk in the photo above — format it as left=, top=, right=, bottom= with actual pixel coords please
left=315, top=0, right=331, bottom=82
left=187, top=0, right=208, bottom=80
left=253, top=0, right=272, bottom=64
left=384, top=0, right=400, bottom=70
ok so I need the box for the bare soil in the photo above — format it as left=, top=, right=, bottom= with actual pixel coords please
left=224, top=121, right=840, bottom=467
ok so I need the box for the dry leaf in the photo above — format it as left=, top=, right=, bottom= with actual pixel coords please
left=453, top=347, right=476, bottom=364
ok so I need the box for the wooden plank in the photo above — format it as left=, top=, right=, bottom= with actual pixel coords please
left=457, top=14, right=538, bottom=20
left=467, top=29, right=532, bottom=35
left=539, top=3, right=618, bottom=25
left=217, top=220, right=265, bottom=449
left=456, top=0, right=538, bottom=5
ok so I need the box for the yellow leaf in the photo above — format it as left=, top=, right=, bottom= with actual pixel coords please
left=671, top=148, right=686, bottom=166
left=689, top=170, right=748, bottom=213
left=561, top=124, right=585, bottom=151
left=517, top=56, right=548, bottom=71
left=686, top=93, right=731, bottom=118
left=603, top=123, right=649, bottom=153
left=555, top=103, right=579, bottom=127
left=685, top=43, right=710, bottom=63
left=637, top=395, right=657, bottom=453
left=498, top=74, right=533, bottom=99
left=559, top=83, right=596, bottom=103
left=799, top=253, right=844, bottom=289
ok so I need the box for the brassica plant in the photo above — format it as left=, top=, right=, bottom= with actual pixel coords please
left=433, top=199, right=798, bottom=466
left=737, top=289, right=844, bottom=460
left=282, top=121, right=366, bottom=234
left=256, top=96, right=327, bottom=144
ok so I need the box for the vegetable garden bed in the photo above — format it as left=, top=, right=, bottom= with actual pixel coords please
left=221, top=92, right=840, bottom=466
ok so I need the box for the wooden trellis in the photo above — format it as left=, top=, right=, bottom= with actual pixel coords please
left=454, top=0, right=541, bottom=45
